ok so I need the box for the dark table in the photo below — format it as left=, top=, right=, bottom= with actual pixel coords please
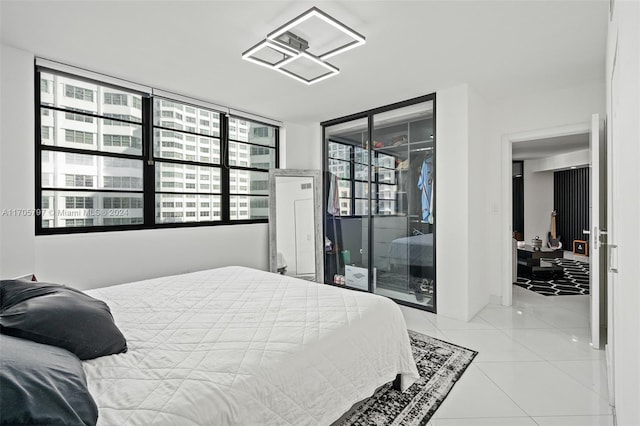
left=517, top=245, right=564, bottom=279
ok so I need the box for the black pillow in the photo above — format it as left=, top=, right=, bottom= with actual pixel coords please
left=0, top=334, right=98, bottom=425
left=0, top=279, right=127, bottom=360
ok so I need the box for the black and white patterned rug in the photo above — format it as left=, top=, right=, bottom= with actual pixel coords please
left=337, top=331, right=477, bottom=426
left=515, top=258, right=590, bottom=296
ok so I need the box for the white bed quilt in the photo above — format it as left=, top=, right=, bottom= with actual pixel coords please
left=84, top=266, right=419, bottom=425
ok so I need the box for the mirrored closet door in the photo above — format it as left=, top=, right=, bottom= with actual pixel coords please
left=322, top=94, right=436, bottom=312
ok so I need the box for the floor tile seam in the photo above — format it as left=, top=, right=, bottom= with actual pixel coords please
left=434, top=332, right=546, bottom=362
left=494, top=327, right=601, bottom=358
left=471, top=363, right=532, bottom=417
left=479, top=360, right=612, bottom=407
left=545, top=360, right=612, bottom=402
left=430, top=414, right=541, bottom=424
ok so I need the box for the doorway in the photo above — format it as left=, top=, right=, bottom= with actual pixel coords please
left=502, top=118, right=607, bottom=348
left=502, top=122, right=591, bottom=305
left=509, top=130, right=591, bottom=293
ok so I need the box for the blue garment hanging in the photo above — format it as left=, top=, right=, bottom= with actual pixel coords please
left=417, top=157, right=433, bottom=222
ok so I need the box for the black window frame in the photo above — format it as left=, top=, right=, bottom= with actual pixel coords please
left=225, top=115, right=277, bottom=222
left=35, top=66, right=279, bottom=235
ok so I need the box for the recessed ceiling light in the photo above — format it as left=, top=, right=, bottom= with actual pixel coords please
left=242, top=7, right=365, bottom=85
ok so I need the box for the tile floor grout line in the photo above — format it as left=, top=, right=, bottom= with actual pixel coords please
left=470, top=362, right=534, bottom=419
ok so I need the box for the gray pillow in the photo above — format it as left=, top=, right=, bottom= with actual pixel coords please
left=0, top=334, right=98, bottom=425
left=0, top=279, right=127, bottom=360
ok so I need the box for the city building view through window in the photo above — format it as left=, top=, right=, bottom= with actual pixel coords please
left=37, top=69, right=278, bottom=232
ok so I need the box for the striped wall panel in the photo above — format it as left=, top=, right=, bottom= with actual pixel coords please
left=513, top=176, right=524, bottom=236
left=553, top=167, right=590, bottom=250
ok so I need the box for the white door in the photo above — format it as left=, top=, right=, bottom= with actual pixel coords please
left=294, top=198, right=315, bottom=275
left=604, top=34, right=620, bottom=406
left=589, top=113, right=607, bottom=349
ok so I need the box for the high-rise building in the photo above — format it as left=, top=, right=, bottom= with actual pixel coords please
left=39, top=73, right=274, bottom=227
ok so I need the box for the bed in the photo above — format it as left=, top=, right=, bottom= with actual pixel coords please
left=388, top=232, right=434, bottom=269
left=82, top=266, right=419, bottom=425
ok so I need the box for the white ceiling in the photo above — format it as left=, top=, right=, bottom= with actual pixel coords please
left=512, top=133, right=590, bottom=160
left=0, top=1, right=608, bottom=124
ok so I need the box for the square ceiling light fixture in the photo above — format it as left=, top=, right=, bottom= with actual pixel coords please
left=242, top=7, right=366, bottom=85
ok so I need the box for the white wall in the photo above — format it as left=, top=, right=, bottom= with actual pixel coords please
left=607, top=1, right=640, bottom=424
left=35, top=225, right=268, bottom=290
left=282, top=121, right=322, bottom=170
left=528, top=149, right=590, bottom=172
left=0, top=44, right=36, bottom=279
left=435, top=84, right=470, bottom=320
left=467, top=86, right=492, bottom=317
left=523, top=162, right=554, bottom=243
left=0, top=43, right=270, bottom=289
left=492, top=82, right=605, bottom=136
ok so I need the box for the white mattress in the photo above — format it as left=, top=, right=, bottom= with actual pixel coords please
left=84, top=266, right=419, bottom=425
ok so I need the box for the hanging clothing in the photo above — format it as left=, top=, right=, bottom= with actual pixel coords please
left=327, top=173, right=340, bottom=216
left=417, top=157, right=433, bottom=222
left=428, top=174, right=434, bottom=224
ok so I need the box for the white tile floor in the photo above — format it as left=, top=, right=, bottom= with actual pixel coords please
left=400, top=285, right=614, bottom=426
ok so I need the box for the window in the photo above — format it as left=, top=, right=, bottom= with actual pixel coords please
left=39, top=71, right=145, bottom=230
left=103, top=218, right=144, bottom=225
left=36, top=68, right=278, bottom=234
left=65, top=196, right=94, bottom=209
left=103, top=176, right=142, bottom=189
left=65, top=153, right=94, bottom=165
left=65, top=174, right=94, bottom=188
left=65, top=129, right=93, bottom=144
left=104, top=113, right=141, bottom=126
left=65, top=219, right=94, bottom=227
left=40, top=78, right=50, bottom=93
left=65, top=109, right=94, bottom=123
left=103, top=157, right=138, bottom=168
left=154, top=98, right=226, bottom=224
left=227, top=117, right=275, bottom=218
left=103, top=197, right=143, bottom=209
left=104, top=92, right=128, bottom=106
left=103, top=134, right=141, bottom=149
left=250, top=198, right=268, bottom=209
left=64, top=84, right=93, bottom=102
left=327, top=141, right=353, bottom=215
left=253, top=127, right=269, bottom=137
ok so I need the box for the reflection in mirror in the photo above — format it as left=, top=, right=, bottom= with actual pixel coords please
left=269, top=170, right=323, bottom=282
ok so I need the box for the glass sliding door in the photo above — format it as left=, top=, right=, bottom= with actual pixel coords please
left=324, top=117, right=370, bottom=291
left=322, top=93, right=436, bottom=312
left=371, top=101, right=435, bottom=309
